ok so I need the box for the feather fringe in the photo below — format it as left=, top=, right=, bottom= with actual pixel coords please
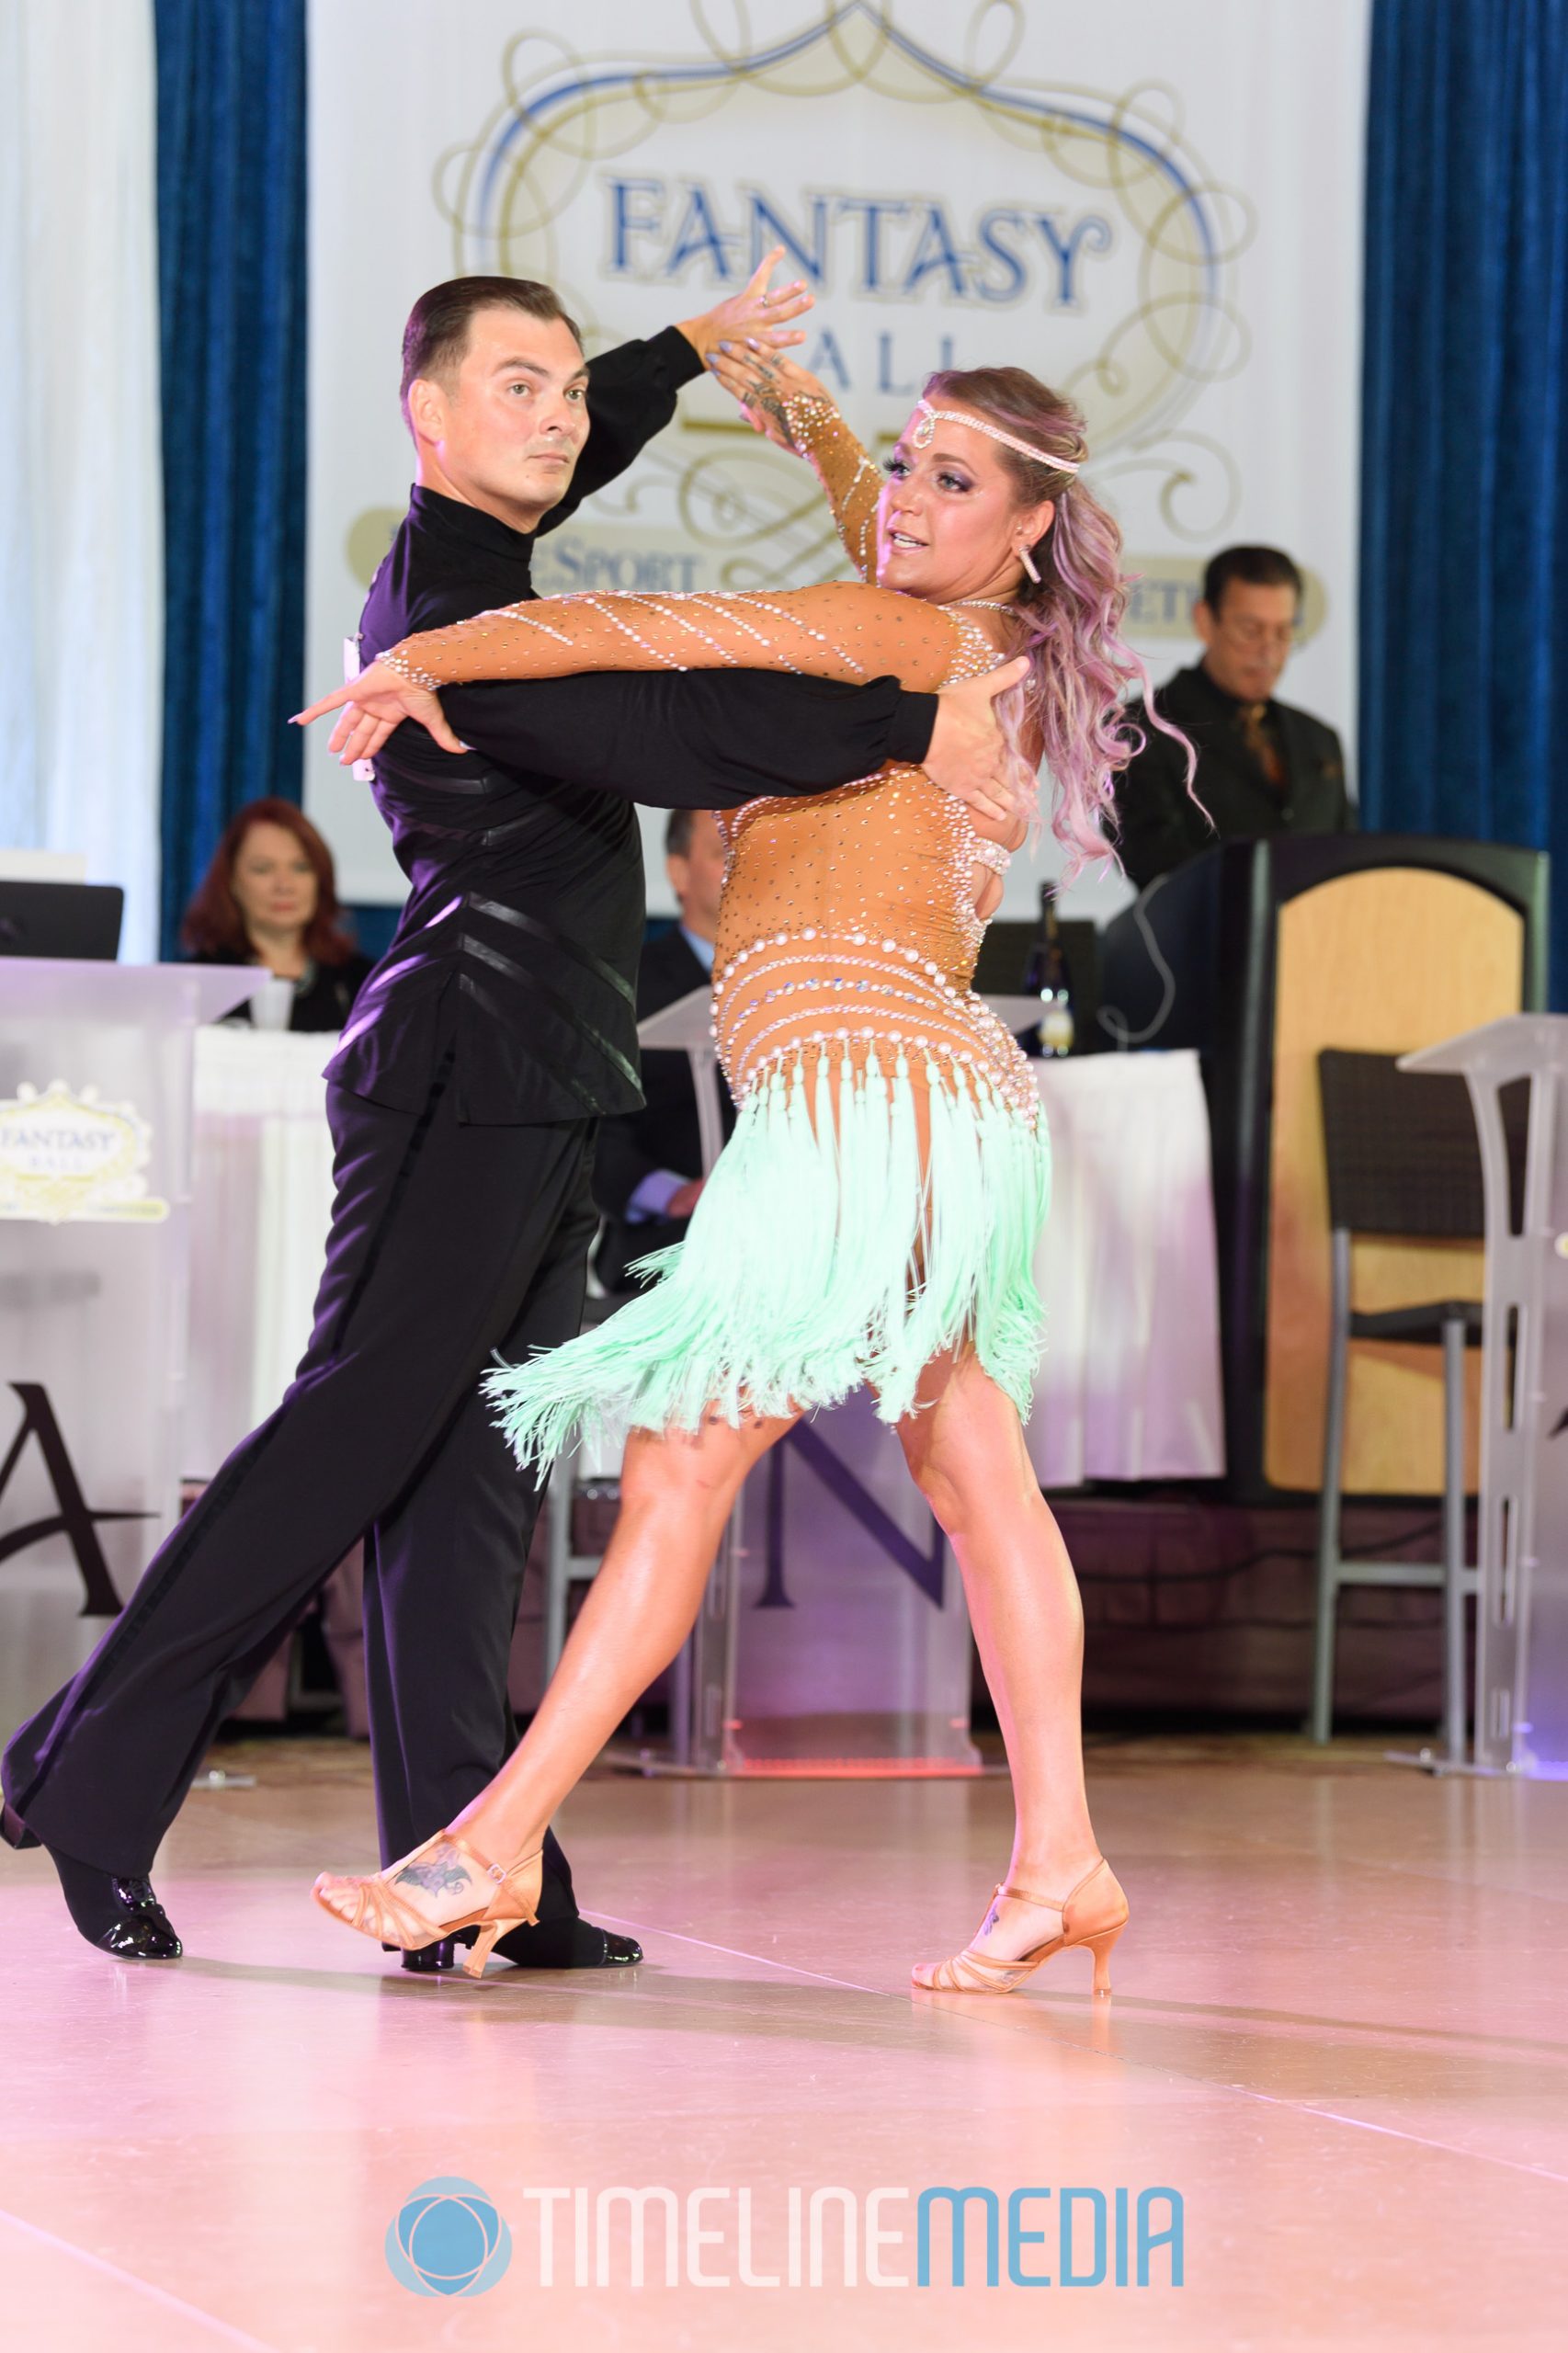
left=482, top=1049, right=1051, bottom=1468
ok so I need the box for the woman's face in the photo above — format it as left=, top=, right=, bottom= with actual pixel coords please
left=231, top=822, right=318, bottom=942
left=876, top=407, right=1053, bottom=605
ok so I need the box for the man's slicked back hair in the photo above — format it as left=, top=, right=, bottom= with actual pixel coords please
left=1202, top=545, right=1303, bottom=615
left=400, top=276, right=583, bottom=423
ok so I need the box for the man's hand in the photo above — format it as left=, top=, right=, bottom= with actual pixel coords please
left=677, top=246, right=812, bottom=367
left=666, top=1177, right=705, bottom=1221
left=923, top=657, right=1032, bottom=828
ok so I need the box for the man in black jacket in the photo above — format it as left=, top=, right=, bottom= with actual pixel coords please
left=594, top=809, right=731, bottom=1294
left=1113, top=545, right=1352, bottom=889
left=3, top=269, right=1022, bottom=1969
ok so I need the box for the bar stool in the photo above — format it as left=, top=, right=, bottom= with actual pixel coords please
left=1311, top=1050, right=1486, bottom=1751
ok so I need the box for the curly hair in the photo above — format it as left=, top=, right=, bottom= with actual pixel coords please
left=919, top=365, right=1194, bottom=881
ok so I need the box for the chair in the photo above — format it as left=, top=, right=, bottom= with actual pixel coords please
left=544, top=1457, right=620, bottom=1678
left=1311, top=1050, right=1488, bottom=1750
left=540, top=1290, right=625, bottom=1678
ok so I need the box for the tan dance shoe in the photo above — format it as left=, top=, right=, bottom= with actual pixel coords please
left=313, top=1829, right=542, bottom=1978
left=912, top=1856, right=1129, bottom=1997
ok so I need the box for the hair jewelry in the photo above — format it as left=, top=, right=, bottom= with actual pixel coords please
left=913, top=399, right=1082, bottom=474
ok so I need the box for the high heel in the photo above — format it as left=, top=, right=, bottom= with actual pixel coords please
left=912, top=1857, right=1129, bottom=1998
left=313, top=1830, right=543, bottom=1978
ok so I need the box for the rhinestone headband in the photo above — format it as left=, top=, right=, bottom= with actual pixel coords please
left=912, top=398, right=1082, bottom=474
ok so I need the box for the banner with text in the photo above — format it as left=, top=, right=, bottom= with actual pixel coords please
left=307, top=0, right=1369, bottom=916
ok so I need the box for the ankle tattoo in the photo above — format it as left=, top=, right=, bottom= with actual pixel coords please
left=392, top=1853, right=472, bottom=1899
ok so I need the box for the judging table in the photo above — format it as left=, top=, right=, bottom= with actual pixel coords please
left=186, top=1027, right=1224, bottom=1486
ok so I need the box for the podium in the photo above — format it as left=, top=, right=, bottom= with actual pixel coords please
left=1403, top=1018, right=1568, bottom=1777
left=0, top=961, right=267, bottom=1733
left=1099, top=835, right=1550, bottom=1497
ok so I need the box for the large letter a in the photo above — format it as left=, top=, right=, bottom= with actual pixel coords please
left=0, top=1383, right=153, bottom=1617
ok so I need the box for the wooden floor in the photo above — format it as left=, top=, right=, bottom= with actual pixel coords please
left=2, top=1731, right=1565, bottom=2349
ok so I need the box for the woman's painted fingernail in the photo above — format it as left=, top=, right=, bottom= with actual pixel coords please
left=718, top=340, right=733, bottom=353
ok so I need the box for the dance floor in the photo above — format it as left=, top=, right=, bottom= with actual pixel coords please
left=2, top=1731, right=1564, bottom=2350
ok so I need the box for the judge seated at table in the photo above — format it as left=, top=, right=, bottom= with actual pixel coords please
left=1112, top=545, right=1353, bottom=890
left=594, top=808, right=734, bottom=1297
left=182, top=797, right=373, bottom=1032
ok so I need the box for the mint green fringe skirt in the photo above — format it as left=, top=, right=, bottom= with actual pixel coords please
left=482, top=1044, right=1051, bottom=1466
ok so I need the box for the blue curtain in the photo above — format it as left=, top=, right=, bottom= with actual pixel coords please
left=1361, top=0, right=1568, bottom=999
left=153, top=0, right=307, bottom=959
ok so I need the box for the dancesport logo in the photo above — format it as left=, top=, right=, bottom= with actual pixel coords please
left=0, top=1081, right=168, bottom=1224
left=385, top=2177, right=513, bottom=2297
left=340, top=1, right=1334, bottom=639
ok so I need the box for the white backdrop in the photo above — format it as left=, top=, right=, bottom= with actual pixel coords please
left=306, top=0, right=1369, bottom=925
left=0, top=0, right=163, bottom=961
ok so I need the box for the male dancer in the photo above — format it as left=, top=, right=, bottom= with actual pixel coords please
left=3, top=264, right=1024, bottom=1969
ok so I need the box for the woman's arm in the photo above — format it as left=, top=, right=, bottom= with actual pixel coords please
left=544, top=249, right=814, bottom=531
left=392, top=579, right=958, bottom=699
left=293, top=613, right=1031, bottom=827
left=706, top=349, right=882, bottom=582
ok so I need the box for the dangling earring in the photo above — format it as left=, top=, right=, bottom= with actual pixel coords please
left=1018, top=543, right=1041, bottom=584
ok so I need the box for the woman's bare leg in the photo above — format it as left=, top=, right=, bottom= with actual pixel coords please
left=445, top=1407, right=797, bottom=1865
left=896, top=1349, right=1108, bottom=1966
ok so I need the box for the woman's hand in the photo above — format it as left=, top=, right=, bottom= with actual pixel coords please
left=291, top=661, right=470, bottom=767
left=705, top=347, right=832, bottom=451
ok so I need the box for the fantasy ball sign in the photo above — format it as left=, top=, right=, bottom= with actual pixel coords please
left=306, top=0, right=1367, bottom=909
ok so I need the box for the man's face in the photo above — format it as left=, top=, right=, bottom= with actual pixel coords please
left=1194, top=579, right=1299, bottom=702
left=408, top=309, right=590, bottom=530
left=666, top=812, right=727, bottom=942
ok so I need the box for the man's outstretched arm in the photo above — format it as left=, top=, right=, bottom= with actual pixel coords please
left=436, top=663, right=1026, bottom=821
left=542, top=249, right=812, bottom=531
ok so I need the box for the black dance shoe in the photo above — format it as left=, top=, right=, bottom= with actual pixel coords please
left=491, top=1917, right=642, bottom=1969
left=3, top=1803, right=181, bottom=1959
left=396, top=1918, right=642, bottom=1972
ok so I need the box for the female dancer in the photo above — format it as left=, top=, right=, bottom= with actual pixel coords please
left=297, top=355, right=1177, bottom=1995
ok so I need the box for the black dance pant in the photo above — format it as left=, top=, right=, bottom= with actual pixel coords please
left=4, top=1055, right=597, bottom=1895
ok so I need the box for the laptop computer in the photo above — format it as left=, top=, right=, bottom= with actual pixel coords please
left=0, top=881, right=124, bottom=960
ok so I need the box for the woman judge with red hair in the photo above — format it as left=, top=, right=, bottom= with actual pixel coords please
left=183, top=798, right=371, bottom=1033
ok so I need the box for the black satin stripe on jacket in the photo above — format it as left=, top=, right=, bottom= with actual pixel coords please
left=327, top=327, right=937, bottom=1128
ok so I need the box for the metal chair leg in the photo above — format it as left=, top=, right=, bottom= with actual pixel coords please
left=544, top=1461, right=572, bottom=1682
left=1311, top=1227, right=1353, bottom=1744
left=1441, top=1313, right=1469, bottom=1764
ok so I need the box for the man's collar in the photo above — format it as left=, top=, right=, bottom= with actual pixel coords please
left=679, top=925, right=716, bottom=973
left=408, top=483, right=545, bottom=559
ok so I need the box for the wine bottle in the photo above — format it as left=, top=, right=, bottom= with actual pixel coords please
left=1022, top=888, right=1074, bottom=1057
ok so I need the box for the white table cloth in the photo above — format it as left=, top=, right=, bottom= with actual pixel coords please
left=186, top=1028, right=338, bottom=1477
left=185, top=1033, right=1225, bottom=1489
left=1028, top=1051, right=1224, bottom=1486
